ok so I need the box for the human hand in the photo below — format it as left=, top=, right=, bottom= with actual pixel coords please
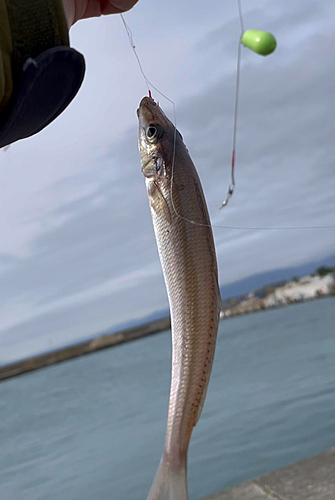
left=61, top=0, right=139, bottom=27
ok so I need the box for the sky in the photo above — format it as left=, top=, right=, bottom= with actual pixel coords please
left=0, top=0, right=334, bottom=364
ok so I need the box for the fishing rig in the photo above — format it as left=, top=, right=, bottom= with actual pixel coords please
left=120, top=6, right=334, bottom=232
left=121, top=3, right=277, bottom=211
left=220, top=0, right=276, bottom=208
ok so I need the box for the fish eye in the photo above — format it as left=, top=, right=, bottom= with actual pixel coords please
left=146, top=124, right=162, bottom=142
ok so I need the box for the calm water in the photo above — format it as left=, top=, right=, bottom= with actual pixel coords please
left=0, top=298, right=334, bottom=500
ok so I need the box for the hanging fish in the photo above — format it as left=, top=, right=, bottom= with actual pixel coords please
left=138, top=96, right=221, bottom=500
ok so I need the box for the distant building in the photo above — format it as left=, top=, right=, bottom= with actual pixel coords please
left=221, top=272, right=334, bottom=318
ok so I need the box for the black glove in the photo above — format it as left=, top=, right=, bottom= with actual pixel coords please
left=0, top=46, right=85, bottom=148
left=0, top=0, right=85, bottom=149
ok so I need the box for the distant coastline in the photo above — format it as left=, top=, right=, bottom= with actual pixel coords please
left=220, top=267, right=335, bottom=319
left=0, top=268, right=334, bottom=382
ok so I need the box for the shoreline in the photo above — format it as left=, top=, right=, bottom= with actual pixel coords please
left=0, top=295, right=333, bottom=382
left=220, top=293, right=334, bottom=319
left=220, top=271, right=334, bottom=318
left=0, top=316, right=170, bottom=382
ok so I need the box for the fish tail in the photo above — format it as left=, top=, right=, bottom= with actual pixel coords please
left=147, top=455, right=188, bottom=500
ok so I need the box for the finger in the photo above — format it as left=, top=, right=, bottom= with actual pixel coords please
left=81, top=0, right=139, bottom=19
left=107, top=1, right=139, bottom=12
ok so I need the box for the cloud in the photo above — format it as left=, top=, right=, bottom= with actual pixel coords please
left=0, top=0, right=334, bottom=362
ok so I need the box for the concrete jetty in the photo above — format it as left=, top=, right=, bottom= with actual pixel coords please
left=0, top=316, right=171, bottom=381
left=202, top=447, right=335, bottom=500
left=1, top=295, right=333, bottom=383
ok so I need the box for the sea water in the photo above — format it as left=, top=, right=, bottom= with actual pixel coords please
left=0, top=298, right=334, bottom=500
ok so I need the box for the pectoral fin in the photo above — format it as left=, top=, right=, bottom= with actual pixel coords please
left=149, top=182, right=172, bottom=224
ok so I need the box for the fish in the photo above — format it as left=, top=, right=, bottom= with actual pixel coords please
left=137, top=96, right=221, bottom=500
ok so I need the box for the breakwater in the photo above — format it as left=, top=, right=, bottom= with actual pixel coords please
left=0, top=316, right=170, bottom=382
left=1, top=272, right=333, bottom=382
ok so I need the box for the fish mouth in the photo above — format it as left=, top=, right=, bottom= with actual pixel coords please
left=140, top=96, right=157, bottom=108
left=137, top=96, right=156, bottom=118
left=137, top=96, right=158, bottom=122
left=137, top=96, right=170, bottom=132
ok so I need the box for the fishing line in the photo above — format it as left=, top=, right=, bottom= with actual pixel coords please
left=211, top=224, right=335, bottom=231
left=220, top=0, right=244, bottom=208
left=120, top=14, right=335, bottom=232
left=120, top=15, right=176, bottom=110
left=120, top=13, right=221, bottom=229
left=119, top=13, right=177, bottom=225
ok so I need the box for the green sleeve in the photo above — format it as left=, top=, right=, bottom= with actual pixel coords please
left=0, top=0, right=69, bottom=113
left=0, top=0, right=13, bottom=112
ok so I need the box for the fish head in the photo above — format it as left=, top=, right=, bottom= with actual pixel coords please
left=137, top=97, right=180, bottom=180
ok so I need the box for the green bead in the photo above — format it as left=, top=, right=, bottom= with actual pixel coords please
left=241, top=30, right=277, bottom=56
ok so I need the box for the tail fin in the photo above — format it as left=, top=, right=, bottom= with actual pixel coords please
left=147, top=456, right=188, bottom=500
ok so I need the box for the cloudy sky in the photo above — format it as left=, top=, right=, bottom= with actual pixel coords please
left=0, top=0, right=334, bottom=364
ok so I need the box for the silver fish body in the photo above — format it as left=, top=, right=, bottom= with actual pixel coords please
left=138, top=97, right=221, bottom=500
